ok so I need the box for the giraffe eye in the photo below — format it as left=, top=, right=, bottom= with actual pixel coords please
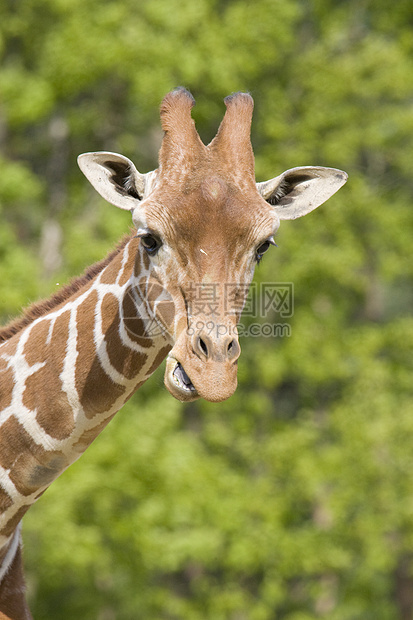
left=255, top=236, right=277, bottom=263
left=140, top=234, right=162, bottom=255
left=256, top=241, right=270, bottom=257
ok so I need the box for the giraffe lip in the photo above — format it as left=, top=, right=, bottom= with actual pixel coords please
left=164, top=356, right=200, bottom=401
left=172, top=362, right=196, bottom=392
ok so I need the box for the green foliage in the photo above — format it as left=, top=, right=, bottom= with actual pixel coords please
left=1, top=0, right=413, bottom=618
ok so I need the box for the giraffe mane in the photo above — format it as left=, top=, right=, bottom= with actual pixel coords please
left=0, top=232, right=134, bottom=344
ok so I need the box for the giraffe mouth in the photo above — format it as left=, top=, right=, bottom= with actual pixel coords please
left=173, top=363, right=196, bottom=392
left=164, top=357, right=200, bottom=402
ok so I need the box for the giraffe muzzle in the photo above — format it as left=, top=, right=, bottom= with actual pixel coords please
left=164, top=326, right=240, bottom=402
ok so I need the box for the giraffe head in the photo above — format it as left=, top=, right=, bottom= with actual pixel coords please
left=78, top=88, right=347, bottom=403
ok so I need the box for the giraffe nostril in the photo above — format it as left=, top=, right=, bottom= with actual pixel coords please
left=193, top=333, right=239, bottom=362
left=227, top=338, right=239, bottom=360
left=199, top=337, right=208, bottom=357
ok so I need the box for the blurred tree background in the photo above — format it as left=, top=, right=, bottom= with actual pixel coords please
left=1, top=0, right=413, bottom=618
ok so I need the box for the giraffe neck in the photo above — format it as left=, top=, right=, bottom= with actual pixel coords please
left=0, top=236, right=172, bottom=558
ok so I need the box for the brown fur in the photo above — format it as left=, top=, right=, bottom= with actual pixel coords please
left=101, top=293, right=147, bottom=379
left=0, top=234, right=134, bottom=345
left=0, top=417, right=69, bottom=505
left=0, top=546, right=32, bottom=620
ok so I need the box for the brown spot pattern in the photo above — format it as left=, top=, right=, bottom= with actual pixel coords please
left=24, top=367, right=75, bottom=440
left=101, top=294, right=147, bottom=380
left=141, top=249, right=151, bottom=272
left=119, top=238, right=139, bottom=286
left=147, top=345, right=171, bottom=376
left=136, top=274, right=175, bottom=333
left=48, top=309, right=71, bottom=372
left=0, top=417, right=68, bottom=497
left=0, top=337, right=18, bottom=359
left=72, top=413, right=116, bottom=452
left=122, top=288, right=153, bottom=348
left=0, top=506, right=28, bottom=538
left=99, top=255, right=123, bottom=285
left=0, top=488, right=13, bottom=513
left=23, top=319, right=50, bottom=367
left=0, top=364, right=14, bottom=412
left=78, top=356, right=126, bottom=418
left=100, top=293, right=119, bottom=334
left=75, top=291, right=125, bottom=417
left=21, top=312, right=74, bottom=440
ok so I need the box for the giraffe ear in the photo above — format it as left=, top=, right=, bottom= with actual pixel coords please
left=256, top=166, right=347, bottom=220
left=77, top=152, right=147, bottom=211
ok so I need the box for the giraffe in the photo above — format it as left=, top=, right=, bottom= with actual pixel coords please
left=0, top=88, right=347, bottom=618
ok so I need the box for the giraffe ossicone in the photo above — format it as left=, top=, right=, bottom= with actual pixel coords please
left=0, top=88, right=347, bottom=617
